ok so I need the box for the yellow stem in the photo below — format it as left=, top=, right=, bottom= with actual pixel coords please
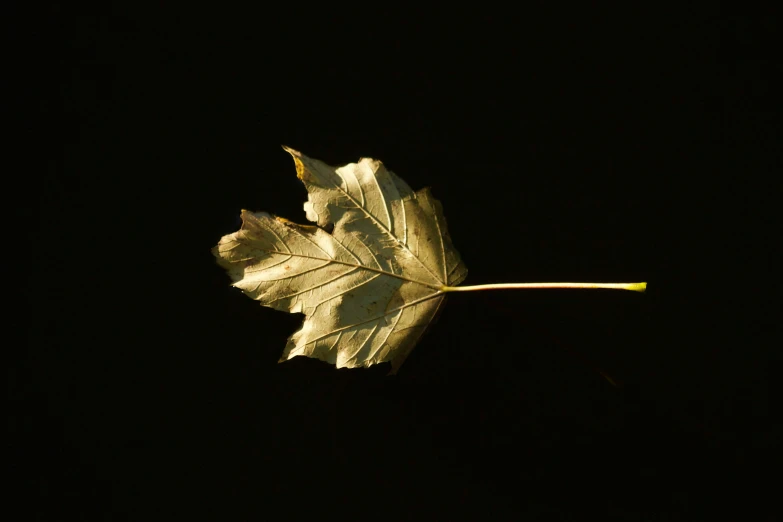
left=441, top=282, right=647, bottom=293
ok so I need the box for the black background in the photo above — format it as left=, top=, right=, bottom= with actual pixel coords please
left=19, top=5, right=777, bottom=520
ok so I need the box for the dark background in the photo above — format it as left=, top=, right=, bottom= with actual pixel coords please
left=19, top=5, right=777, bottom=520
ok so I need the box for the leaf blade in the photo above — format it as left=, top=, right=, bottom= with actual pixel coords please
left=213, top=149, right=467, bottom=371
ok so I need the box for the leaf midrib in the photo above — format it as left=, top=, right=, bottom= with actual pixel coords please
left=260, top=248, right=444, bottom=290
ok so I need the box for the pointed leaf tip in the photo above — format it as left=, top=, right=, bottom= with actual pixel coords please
left=281, top=146, right=306, bottom=179
left=281, top=145, right=300, bottom=157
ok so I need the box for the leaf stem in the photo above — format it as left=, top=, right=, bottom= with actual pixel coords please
left=441, top=282, right=647, bottom=293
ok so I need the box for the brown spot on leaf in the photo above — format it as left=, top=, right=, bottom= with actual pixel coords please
left=293, top=157, right=306, bottom=179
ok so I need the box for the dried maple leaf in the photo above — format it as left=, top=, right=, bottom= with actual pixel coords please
left=213, top=147, right=467, bottom=373
left=213, top=147, right=646, bottom=373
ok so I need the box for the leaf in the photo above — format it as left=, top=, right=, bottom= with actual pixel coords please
left=213, top=147, right=467, bottom=373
